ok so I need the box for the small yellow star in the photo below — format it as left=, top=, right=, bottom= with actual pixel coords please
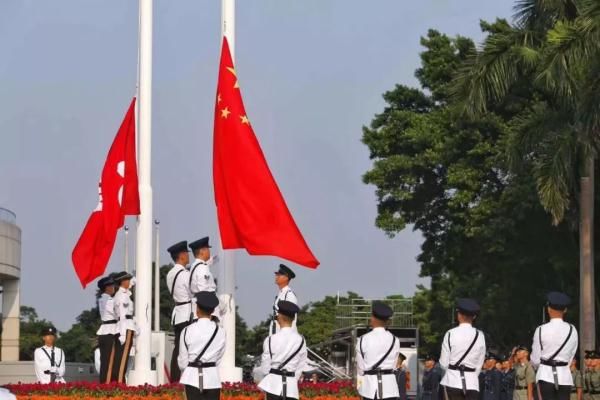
left=217, top=93, right=222, bottom=103
left=220, top=107, right=231, bottom=119
left=240, top=115, right=250, bottom=125
left=226, top=66, right=240, bottom=89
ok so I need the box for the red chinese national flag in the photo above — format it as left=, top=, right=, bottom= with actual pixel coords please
left=213, top=38, right=319, bottom=268
left=72, top=98, right=140, bottom=287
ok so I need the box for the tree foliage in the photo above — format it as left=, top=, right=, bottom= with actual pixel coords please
left=362, top=28, right=582, bottom=356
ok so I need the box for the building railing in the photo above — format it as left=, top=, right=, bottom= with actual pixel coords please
left=335, top=297, right=414, bottom=330
left=0, top=208, right=16, bottom=225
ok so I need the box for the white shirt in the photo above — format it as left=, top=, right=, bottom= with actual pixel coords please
left=258, top=327, right=307, bottom=399
left=189, top=259, right=217, bottom=294
left=34, top=346, right=66, bottom=384
left=356, top=327, right=401, bottom=399
left=96, top=293, right=118, bottom=335
left=166, top=264, right=194, bottom=325
left=531, top=318, right=578, bottom=386
left=271, top=286, right=298, bottom=334
left=114, top=287, right=138, bottom=339
left=439, top=323, right=486, bottom=391
left=178, top=318, right=226, bottom=390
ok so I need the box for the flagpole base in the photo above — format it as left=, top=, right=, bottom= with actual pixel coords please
left=127, top=369, right=157, bottom=386
left=219, top=366, right=243, bottom=383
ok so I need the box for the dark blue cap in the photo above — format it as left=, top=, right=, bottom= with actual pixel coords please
left=167, top=241, right=189, bottom=256
left=275, top=264, right=296, bottom=279
left=97, top=276, right=115, bottom=290
left=456, top=298, right=480, bottom=315
left=372, top=301, right=393, bottom=320
left=41, top=326, right=57, bottom=336
left=189, top=237, right=211, bottom=251
left=277, top=300, right=300, bottom=318
left=424, top=354, right=437, bottom=362
left=195, top=291, right=219, bottom=311
left=546, top=291, right=571, bottom=310
left=112, top=271, right=133, bottom=283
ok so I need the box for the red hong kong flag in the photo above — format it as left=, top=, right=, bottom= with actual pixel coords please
left=72, top=98, right=140, bottom=287
left=213, top=38, right=319, bottom=268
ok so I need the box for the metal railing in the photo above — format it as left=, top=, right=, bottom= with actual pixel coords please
left=0, top=208, right=16, bottom=225
left=335, top=297, right=414, bottom=329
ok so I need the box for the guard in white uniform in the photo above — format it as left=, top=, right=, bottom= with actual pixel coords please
left=189, top=237, right=217, bottom=293
left=34, top=326, right=66, bottom=384
left=166, top=240, right=193, bottom=382
left=440, top=298, right=486, bottom=400
left=356, top=302, right=401, bottom=400
left=531, top=292, right=578, bottom=400
left=112, top=271, right=138, bottom=383
left=259, top=301, right=307, bottom=400
left=178, top=291, right=226, bottom=400
left=96, top=275, right=118, bottom=383
left=271, top=265, right=298, bottom=335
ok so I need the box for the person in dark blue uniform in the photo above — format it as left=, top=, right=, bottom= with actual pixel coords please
left=422, top=354, right=442, bottom=400
left=395, top=352, right=408, bottom=400
left=480, top=353, right=502, bottom=400
left=499, top=353, right=515, bottom=400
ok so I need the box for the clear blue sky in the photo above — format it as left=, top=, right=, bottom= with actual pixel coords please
left=0, top=0, right=513, bottom=330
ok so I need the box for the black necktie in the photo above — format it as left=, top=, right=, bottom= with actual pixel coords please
left=50, top=348, right=55, bottom=366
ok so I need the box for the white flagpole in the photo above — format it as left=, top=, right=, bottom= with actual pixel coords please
left=130, top=0, right=157, bottom=385
left=219, top=0, right=242, bottom=383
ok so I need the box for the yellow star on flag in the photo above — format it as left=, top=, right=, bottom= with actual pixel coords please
left=240, top=115, right=250, bottom=125
left=220, top=107, right=231, bottom=119
left=217, top=93, right=222, bottom=103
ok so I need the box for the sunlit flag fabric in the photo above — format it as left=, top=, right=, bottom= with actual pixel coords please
left=72, top=98, right=140, bottom=287
left=213, top=38, right=319, bottom=268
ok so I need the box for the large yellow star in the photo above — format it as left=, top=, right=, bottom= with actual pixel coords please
left=240, top=115, right=250, bottom=125
left=226, top=66, right=240, bottom=89
left=220, top=107, right=231, bottom=119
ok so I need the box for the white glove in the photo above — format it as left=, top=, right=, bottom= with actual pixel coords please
left=208, top=255, right=219, bottom=265
left=50, top=366, right=58, bottom=373
left=119, top=334, right=125, bottom=345
left=129, top=277, right=137, bottom=288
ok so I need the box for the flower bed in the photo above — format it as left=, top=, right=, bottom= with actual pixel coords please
left=4, top=381, right=359, bottom=400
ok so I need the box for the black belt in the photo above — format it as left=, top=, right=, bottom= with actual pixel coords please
left=364, top=369, right=395, bottom=375
left=188, top=361, right=216, bottom=368
left=540, top=360, right=568, bottom=367
left=188, top=361, right=217, bottom=393
left=43, top=370, right=57, bottom=383
left=449, top=364, right=475, bottom=395
left=270, top=368, right=295, bottom=377
left=515, top=386, right=528, bottom=390
left=541, top=359, right=568, bottom=390
left=175, top=301, right=191, bottom=306
left=448, top=365, right=476, bottom=372
left=586, top=391, right=600, bottom=394
left=102, top=320, right=117, bottom=324
left=125, top=315, right=134, bottom=320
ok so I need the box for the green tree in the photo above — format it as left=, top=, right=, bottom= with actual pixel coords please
left=58, top=306, right=100, bottom=363
left=453, top=0, right=600, bottom=351
left=362, top=28, right=578, bottom=356
left=19, top=306, right=55, bottom=361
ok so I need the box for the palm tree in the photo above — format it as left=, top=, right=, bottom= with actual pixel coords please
left=453, top=0, right=600, bottom=352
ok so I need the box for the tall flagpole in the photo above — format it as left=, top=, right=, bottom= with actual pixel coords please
left=219, top=0, right=242, bottom=383
left=130, top=0, right=157, bottom=385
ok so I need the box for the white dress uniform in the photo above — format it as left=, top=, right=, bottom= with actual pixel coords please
left=356, top=327, right=401, bottom=399
left=189, top=258, right=217, bottom=294
left=258, top=327, right=308, bottom=400
left=166, top=263, right=194, bottom=325
left=34, top=346, right=66, bottom=383
left=439, top=323, right=486, bottom=392
left=178, top=318, right=226, bottom=390
left=530, top=318, right=578, bottom=386
left=114, top=287, right=138, bottom=341
left=96, top=293, right=118, bottom=336
left=271, top=286, right=298, bottom=334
